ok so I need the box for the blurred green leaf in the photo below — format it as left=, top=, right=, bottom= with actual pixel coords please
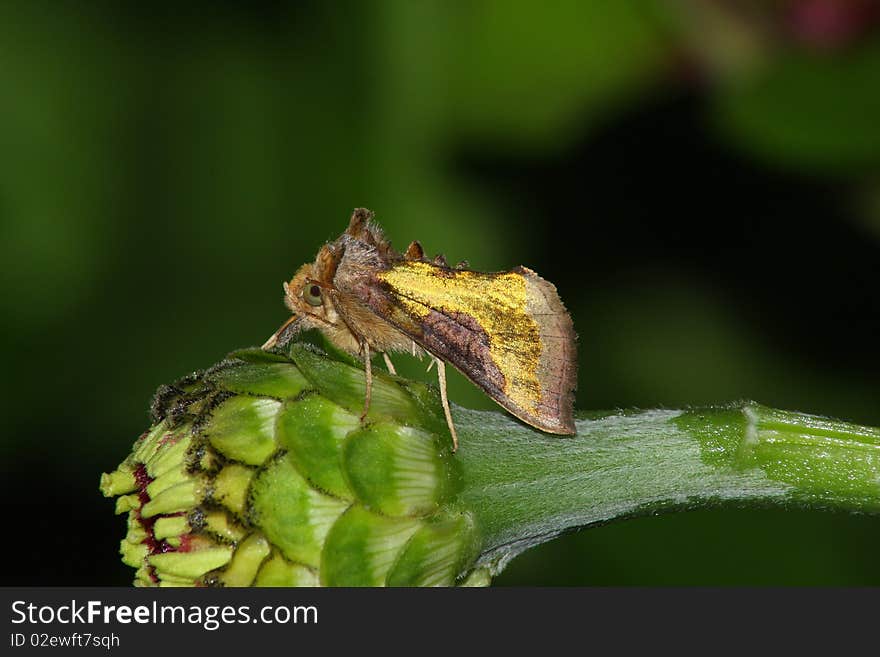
left=715, top=44, right=880, bottom=171
left=447, top=0, right=671, bottom=150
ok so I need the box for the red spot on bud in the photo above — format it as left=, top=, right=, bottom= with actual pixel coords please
left=132, top=464, right=193, bottom=583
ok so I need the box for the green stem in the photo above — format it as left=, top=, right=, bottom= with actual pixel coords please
left=454, top=402, right=880, bottom=573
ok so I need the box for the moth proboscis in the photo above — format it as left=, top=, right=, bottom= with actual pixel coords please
left=262, top=208, right=578, bottom=451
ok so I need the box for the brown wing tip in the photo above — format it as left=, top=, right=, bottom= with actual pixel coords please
left=554, top=417, right=577, bottom=435
left=496, top=397, right=575, bottom=435
left=530, top=415, right=576, bottom=435
left=519, top=268, right=578, bottom=435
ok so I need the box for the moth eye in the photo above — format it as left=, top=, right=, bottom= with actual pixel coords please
left=304, top=284, right=323, bottom=306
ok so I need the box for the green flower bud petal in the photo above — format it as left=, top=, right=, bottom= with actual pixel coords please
left=145, top=432, right=193, bottom=479
left=114, top=494, right=139, bottom=515
left=206, top=396, right=281, bottom=465
left=250, top=455, right=348, bottom=568
left=278, top=395, right=360, bottom=499
left=209, top=533, right=271, bottom=587
left=133, top=565, right=154, bottom=587
left=100, top=469, right=136, bottom=497
left=199, top=509, right=248, bottom=543
left=343, top=423, right=452, bottom=517
left=146, top=466, right=192, bottom=500
left=386, top=512, right=480, bottom=586
left=148, top=546, right=234, bottom=580
left=321, top=506, right=421, bottom=586
left=132, top=423, right=170, bottom=464
left=141, top=480, right=201, bottom=518
left=255, top=553, right=319, bottom=587
left=120, top=541, right=149, bottom=568
left=225, top=347, right=291, bottom=364
left=153, top=516, right=190, bottom=541
left=209, top=362, right=312, bottom=399
left=125, top=524, right=148, bottom=546
left=194, top=445, right=223, bottom=472
left=211, top=463, right=254, bottom=517
left=158, top=577, right=197, bottom=588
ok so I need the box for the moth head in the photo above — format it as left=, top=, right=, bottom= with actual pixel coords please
left=284, top=264, right=332, bottom=320
left=262, top=263, right=332, bottom=350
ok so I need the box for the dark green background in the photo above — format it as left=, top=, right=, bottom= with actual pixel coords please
left=2, top=1, right=879, bottom=585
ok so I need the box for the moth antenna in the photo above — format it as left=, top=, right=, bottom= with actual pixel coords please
left=455, top=260, right=469, bottom=270
left=433, top=254, right=448, bottom=267
left=405, top=240, right=424, bottom=261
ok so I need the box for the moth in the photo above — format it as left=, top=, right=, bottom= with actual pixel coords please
left=262, top=208, right=577, bottom=451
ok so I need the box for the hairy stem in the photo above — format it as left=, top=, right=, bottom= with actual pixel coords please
left=453, top=402, right=880, bottom=574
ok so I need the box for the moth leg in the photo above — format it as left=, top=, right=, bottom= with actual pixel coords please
left=382, top=352, right=397, bottom=375
left=435, top=359, right=459, bottom=452
left=361, top=342, right=372, bottom=422
left=426, top=359, right=435, bottom=373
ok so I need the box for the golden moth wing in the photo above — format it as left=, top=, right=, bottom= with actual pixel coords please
left=340, top=260, right=577, bottom=434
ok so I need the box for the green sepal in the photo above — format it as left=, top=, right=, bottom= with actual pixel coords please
left=290, top=330, right=362, bottom=368
left=386, top=512, right=480, bottom=586
left=255, top=553, right=319, bottom=587
left=208, top=362, right=312, bottom=400
left=249, top=455, right=348, bottom=568
left=205, top=396, right=281, bottom=465
left=277, top=395, right=360, bottom=500
left=225, top=347, right=291, bottom=364
left=288, top=343, right=443, bottom=433
left=211, top=463, right=254, bottom=517
left=343, top=423, right=454, bottom=517
left=148, top=547, right=234, bottom=580
left=199, top=508, right=249, bottom=543
left=209, top=533, right=271, bottom=587
left=320, top=505, right=421, bottom=586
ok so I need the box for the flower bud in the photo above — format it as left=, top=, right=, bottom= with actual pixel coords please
left=100, top=344, right=489, bottom=587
